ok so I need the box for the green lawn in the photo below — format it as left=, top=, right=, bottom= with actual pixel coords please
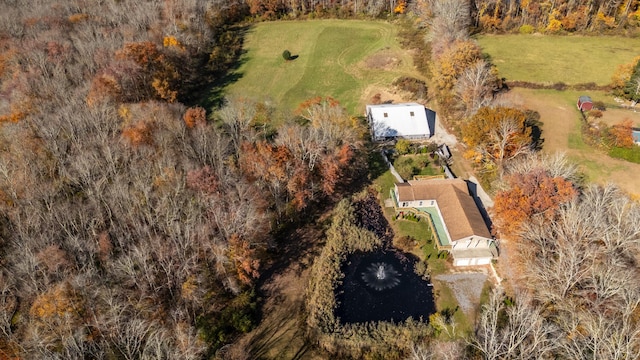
left=476, top=34, right=640, bottom=85
left=223, top=20, right=422, bottom=114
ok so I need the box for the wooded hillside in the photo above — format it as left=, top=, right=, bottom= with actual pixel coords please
left=0, top=1, right=363, bottom=358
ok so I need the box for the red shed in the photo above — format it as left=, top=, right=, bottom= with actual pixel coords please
left=577, top=96, right=593, bottom=111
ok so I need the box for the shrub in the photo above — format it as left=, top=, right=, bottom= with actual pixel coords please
left=282, top=49, right=292, bottom=61
left=394, top=156, right=418, bottom=180
left=414, top=261, right=429, bottom=280
left=396, top=235, right=416, bottom=252
left=395, top=139, right=411, bottom=155
left=392, top=76, right=428, bottom=100
left=518, top=24, right=535, bottom=34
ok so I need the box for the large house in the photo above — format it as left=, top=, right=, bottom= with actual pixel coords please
left=392, top=178, right=497, bottom=266
left=366, top=103, right=434, bottom=141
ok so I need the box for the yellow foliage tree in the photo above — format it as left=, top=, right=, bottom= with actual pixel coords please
left=394, top=0, right=406, bottom=14
left=30, top=282, right=84, bottom=322
left=611, top=56, right=640, bottom=94
left=163, top=35, right=183, bottom=49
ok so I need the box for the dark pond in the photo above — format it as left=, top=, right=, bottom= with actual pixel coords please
left=335, top=250, right=436, bottom=324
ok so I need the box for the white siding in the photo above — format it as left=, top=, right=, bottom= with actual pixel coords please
left=454, top=257, right=492, bottom=266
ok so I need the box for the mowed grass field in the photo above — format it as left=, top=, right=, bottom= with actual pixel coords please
left=476, top=35, right=640, bottom=85
left=223, top=20, right=422, bottom=114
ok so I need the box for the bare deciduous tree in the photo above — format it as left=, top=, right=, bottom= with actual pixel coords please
left=455, top=60, right=498, bottom=117
left=472, top=287, right=558, bottom=360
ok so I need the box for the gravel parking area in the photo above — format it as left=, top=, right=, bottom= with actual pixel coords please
left=434, top=272, right=488, bottom=314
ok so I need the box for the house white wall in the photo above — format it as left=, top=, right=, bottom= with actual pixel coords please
left=453, top=257, right=492, bottom=266
left=395, top=198, right=436, bottom=209
left=451, top=237, right=493, bottom=250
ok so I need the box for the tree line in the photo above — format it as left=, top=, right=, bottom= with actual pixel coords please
left=470, top=0, right=640, bottom=34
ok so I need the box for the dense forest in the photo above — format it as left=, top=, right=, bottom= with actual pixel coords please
left=1, top=0, right=640, bottom=359
left=0, top=0, right=364, bottom=358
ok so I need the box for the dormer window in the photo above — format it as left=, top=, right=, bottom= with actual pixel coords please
left=383, top=112, right=388, bottom=117
left=410, top=111, right=414, bottom=116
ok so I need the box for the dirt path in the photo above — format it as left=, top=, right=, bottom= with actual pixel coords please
left=222, top=225, right=327, bottom=360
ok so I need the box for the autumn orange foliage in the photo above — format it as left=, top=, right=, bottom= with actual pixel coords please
left=294, top=96, right=340, bottom=115
left=30, top=282, right=83, bottom=320
left=186, top=166, right=219, bottom=195
left=0, top=100, right=31, bottom=125
left=122, top=121, right=154, bottom=146
left=86, top=73, right=121, bottom=106
left=608, top=119, right=635, bottom=148
left=183, top=106, right=207, bottom=128
left=116, top=41, right=178, bottom=102
left=394, top=0, right=406, bottom=14
left=228, top=234, right=260, bottom=285
left=493, top=168, right=577, bottom=239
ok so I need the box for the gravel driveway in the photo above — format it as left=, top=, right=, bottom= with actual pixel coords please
left=434, top=272, right=488, bottom=314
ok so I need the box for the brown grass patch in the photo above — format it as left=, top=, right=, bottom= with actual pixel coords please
left=363, top=49, right=402, bottom=70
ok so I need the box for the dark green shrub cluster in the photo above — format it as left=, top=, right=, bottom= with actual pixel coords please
left=197, top=289, right=259, bottom=351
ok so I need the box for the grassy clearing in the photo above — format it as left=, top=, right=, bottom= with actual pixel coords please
left=476, top=35, right=640, bottom=85
left=223, top=20, right=423, bottom=114
left=510, top=87, right=640, bottom=195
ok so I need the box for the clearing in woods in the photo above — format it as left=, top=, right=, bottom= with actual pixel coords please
left=510, top=88, right=640, bottom=196
left=222, top=20, right=425, bottom=114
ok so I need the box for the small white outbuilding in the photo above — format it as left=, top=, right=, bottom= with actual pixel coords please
left=366, top=103, right=434, bottom=141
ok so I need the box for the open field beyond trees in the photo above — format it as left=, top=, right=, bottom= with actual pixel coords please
left=476, top=35, right=640, bottom=85
left=511, top=88, right=640, bottom=196
left=223, top=20, right=423, bottom=114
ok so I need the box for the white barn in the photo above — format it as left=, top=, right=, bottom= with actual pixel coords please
left=366, top=103, right=434, bottom=141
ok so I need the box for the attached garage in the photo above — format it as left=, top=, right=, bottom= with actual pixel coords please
left=453, top=257, right=492, bottom=267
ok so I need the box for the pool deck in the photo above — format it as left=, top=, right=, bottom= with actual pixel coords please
left=415, top=207, right=450, bottom=247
